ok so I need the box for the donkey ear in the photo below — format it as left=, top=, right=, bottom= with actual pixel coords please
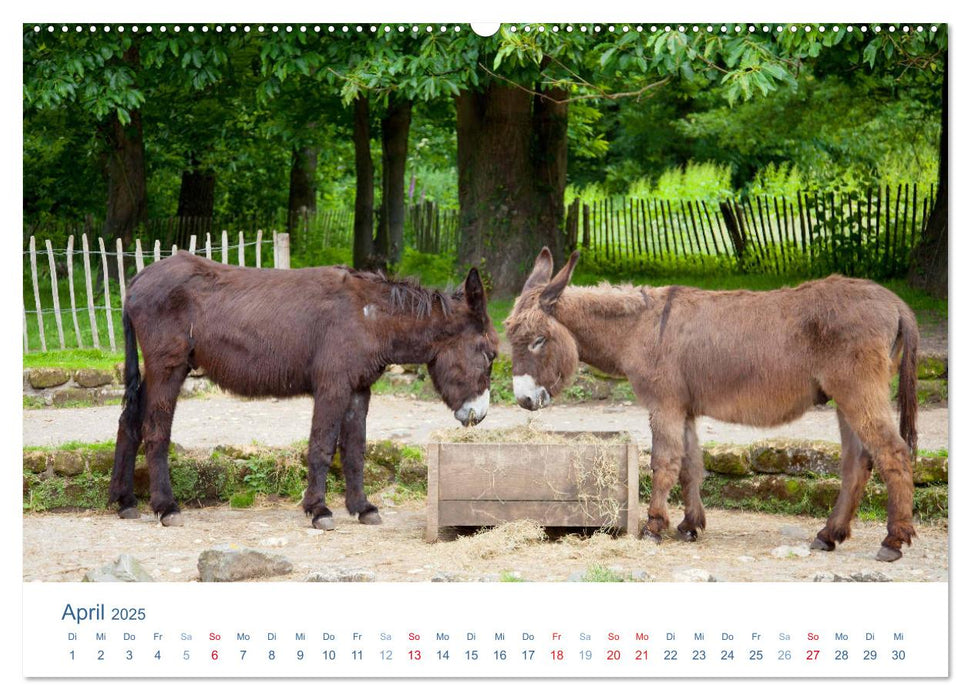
left=522, top=247, right=554, bottom=294
left=463, top=267, right=488, bottom=321
left=539, top=250, right=579, bottom=311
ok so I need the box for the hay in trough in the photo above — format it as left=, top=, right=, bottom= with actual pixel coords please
left=430, top=420, right=631, bottom=445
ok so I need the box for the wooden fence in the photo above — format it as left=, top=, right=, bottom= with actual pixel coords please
left=565, top=184, right=933, bottom=278
left=23, top=230, right=291, bottom=354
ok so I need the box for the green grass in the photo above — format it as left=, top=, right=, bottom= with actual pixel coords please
left=23, top=348, right=122, bottom=370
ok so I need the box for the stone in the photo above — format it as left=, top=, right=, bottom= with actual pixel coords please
left=51, top=387, right=96, bottom=406
left=73, top=368, right=115, bottom=388
left=28, top=368, right=70, bottom=389
left=913, top=455, right=948, bottom=485
left=833, top=571, right=892, bottom=583
left=917, top=354, right=947, bottom=380
left=87, top=449, right=115, bottom=474
left=23, top=451, right=49, bottom=474
left=304, top=568, right=376, bottom=583
left=197, top=544, right=293, bottom=582
left=750, top=440, right=840, bottom=476
left=83, top=554, right=155, bottom=582
left=52, top=451, right=84, bottom=477
left=703, top=445, right=751, bottom=476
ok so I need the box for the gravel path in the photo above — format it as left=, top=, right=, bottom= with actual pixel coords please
left=23, top=392, right=949, bottom=451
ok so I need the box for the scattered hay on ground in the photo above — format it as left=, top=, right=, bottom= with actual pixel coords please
left=448, top=519, right=548, bottom=561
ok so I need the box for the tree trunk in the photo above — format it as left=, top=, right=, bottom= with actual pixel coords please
left=176, top=159, right=215, bottom=249
left=907, top=54, right=947, bottom=299
left=377, top=97, right=412, bottom=267
left=456, top=84, right=568, bottom=296
left=287, top=146, right=318, bottom=245
left=352, top=96, right=376, bottom=269
left=100, top=109, right=147, bottom=249
left=100, top=44, right=147, bottom=250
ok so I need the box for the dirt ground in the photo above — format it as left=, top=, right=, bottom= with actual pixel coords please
left=23, top=496, right=948, bottom=583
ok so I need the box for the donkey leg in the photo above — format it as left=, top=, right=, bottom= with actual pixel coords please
left=812, top=409, right=873, bottom=552
left=109, top=383, right=145, bottom=519
left=338, top=388, right=381, bottom=525
left=831, top=392, right=916, bottom=562
left=641, top=409, right=686, bottom=542
left=676, top=417, right=707, bottom=542
left=141, top=365, right=189, bottom=526
left=303, top=390, right=348, bottom=530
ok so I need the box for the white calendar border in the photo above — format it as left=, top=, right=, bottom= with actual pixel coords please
left=8, top=0, right=965, bottom=695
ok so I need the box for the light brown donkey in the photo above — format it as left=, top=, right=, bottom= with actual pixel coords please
left=505, top=248, right=919, bottom=562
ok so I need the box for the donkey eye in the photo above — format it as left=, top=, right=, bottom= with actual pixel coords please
left=530, top=336, right=546, bottom=351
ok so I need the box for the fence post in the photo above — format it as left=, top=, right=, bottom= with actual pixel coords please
left=221, top=230, right=229, bottom=264
left=46, top=239, right=66, bottom=349
left=81, top=234, right=100, bottom=348
left=256, top=229, right=263, bottom=268
left=115, top=238, right=127, bottom=309
left=67, top=235, right=83, bottom=347
left=98, top=238, right=117, bottom=352
left=28, top=236, right=47, bottom=352
left=274, top=231, right=291, bottom=269
left=135, top=239, right=145, bottom=272
left=238, top=232, right=245, bottom=266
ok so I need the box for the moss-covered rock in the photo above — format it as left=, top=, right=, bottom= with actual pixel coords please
left=917, top=354, right=947, bottom=380
left=750, top=440, right=840, bottom=476
left=703, top=445, right=751, bottom=476
left=916, top=379, right=947, bottom=404
left=74, top=368, right=115, bottom=388
left=51, top=387, right=97, bottom=406
left=914, top=455, right=948, bottom=485
left=86, top=448, right=115, bottom=475
left=52, top=451, right=84, bottom=477
left=23, top=451, right=49, bottom=474
left=28, top=368, right=71, bottom=389
left=806, top=479, right=842, bottom=511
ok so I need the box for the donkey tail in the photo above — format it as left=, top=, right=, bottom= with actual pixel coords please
left=896, top=306, right=919, bottom=454
left=120, top=308, right=143, bottom=435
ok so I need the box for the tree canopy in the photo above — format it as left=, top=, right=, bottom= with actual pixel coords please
left=23, top=23, right=947, bottom=295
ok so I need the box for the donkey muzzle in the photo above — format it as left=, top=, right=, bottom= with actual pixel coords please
left=513, top=375, right=551, bottom=411
left=455, top=389, right=490, bottom=427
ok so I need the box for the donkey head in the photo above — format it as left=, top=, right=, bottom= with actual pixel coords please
left=504, top=248, right=580, bottom=411
left=428, top=268, right=499, bottom=426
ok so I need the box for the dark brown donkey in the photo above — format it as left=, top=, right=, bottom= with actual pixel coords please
left=110, top=251, right=499, bottom=529
left=506, top=248, right=919, bottom=562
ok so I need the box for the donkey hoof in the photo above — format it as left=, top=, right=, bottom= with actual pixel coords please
left=313, top=516, right=336, bottom=531
left=358, top=511, right=382, bottom=525
left=810, top=537, right=835, bottom=552
left=160, top=512, right=184, bottom=527
left=876, top=546, right=902, bottom=563
left=639, top=529, right=662, bottom=544
left=118, top=507, right=140, bottom=520
left=678, top=529, right=698, bottom=543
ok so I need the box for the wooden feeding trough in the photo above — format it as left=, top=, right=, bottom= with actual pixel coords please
left=425, top=430, right=640, bottom=542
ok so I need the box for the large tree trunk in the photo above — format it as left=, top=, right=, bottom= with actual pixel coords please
left=100, top=44, right=147, bottom=250
left=907, top=54, right=947, bottom=299
left=376, top=97, right=412, bottom=267
left=100, top=109, right=147, bottom=248
left=456, top=84, right=567, bottom=297
left=175, top=158, right=215, bottom=249
left=352, top=96, right=376, bottom=269
left=287, top=146, right=318, bottom=245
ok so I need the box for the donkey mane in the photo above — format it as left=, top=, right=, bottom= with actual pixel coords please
left=557, top=282, right=650, bottom=318
left=349, top=268, right=459, bottom=319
